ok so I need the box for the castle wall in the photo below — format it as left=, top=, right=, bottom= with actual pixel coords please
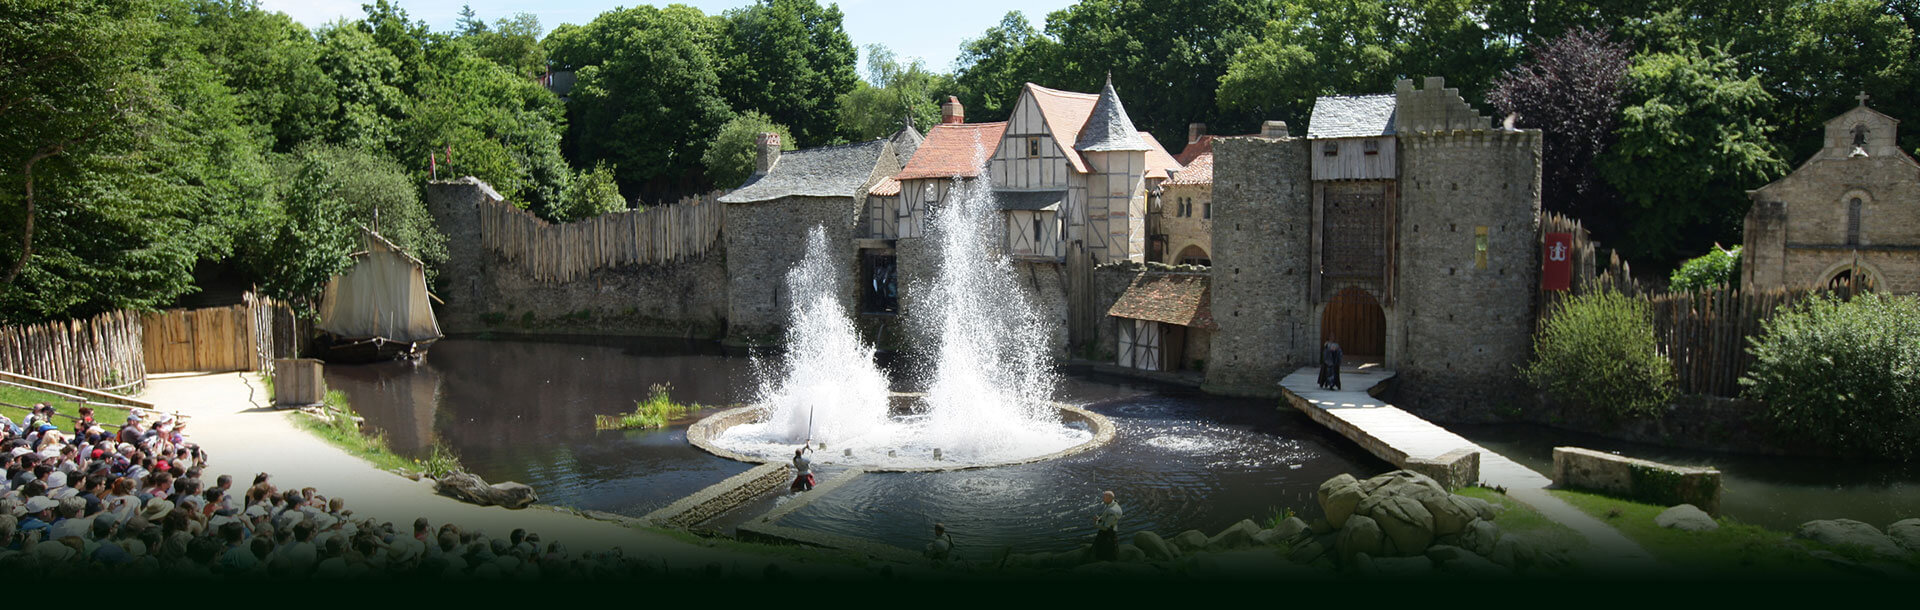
left=1394, top=129, right=1542, bottom=420
left=1203, top=136, right=1313, bottom=397
left=723, top=195, right=861, bottom=343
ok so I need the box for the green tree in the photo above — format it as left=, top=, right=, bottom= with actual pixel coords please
left=1667, top=244, right=1741, bottom=292
left=951, top=12, right=1054, bottom=122
left=1743, top=293, right=1920, bottom=461
left=553, top=162, right=630, bottom=222
left=1599, top=46, right=1787, bottom=267
left=718, top=0, right=859, bottom=146
left=243, top=143, right=444, bottom=305
left=838, top=45, right=948, bottom=141
left=466, top=12, right=548, bottom=79
left=703, top=111, right=796, bottom=190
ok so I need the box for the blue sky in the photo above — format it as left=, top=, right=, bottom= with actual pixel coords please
left=259, top=0, right=1077, bottom=73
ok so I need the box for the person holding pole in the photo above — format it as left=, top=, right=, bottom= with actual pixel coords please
left=1091, top=490, right=1122, bottom=561
left=790, top=444, right=815, bottom=492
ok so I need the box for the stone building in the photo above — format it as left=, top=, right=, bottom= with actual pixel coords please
left=718, top=130, right=913, bottom=341
left=1742, top=99, right=1920, bottom=294
left=1205, top=77, right=1542, bottom=420
left=1155, top=126, right=1219, bottom=266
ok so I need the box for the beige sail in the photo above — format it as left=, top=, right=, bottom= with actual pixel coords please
left=315, top=229, right=441, bottom=345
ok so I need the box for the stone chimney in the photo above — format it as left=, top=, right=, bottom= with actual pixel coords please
left=754, top=132, right=782, bottom=175
left=1188, top=122, right=1206, bottom=144
left=1260, top=120, right=1289, bottom=138
left=941, top=96, right=965, bottom=124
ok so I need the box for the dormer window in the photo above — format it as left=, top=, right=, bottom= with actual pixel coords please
left=1363, top=140, right=1380, bottom=155
left=1322, top=142, right=1338, bottom=156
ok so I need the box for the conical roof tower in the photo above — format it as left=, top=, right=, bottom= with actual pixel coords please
left=1075, top=74, right=1150, bottom=152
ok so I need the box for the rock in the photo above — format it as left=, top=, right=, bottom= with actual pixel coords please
left=1460, top=519, right=1501, bottom=557
left=1118, top=544, right=1146, bottom=562
left=1434, top=548, right=1509, bottom=578
left=1369, top=556, right=1435, bottom=577
left=433, top=472, right=538, bottom=509
left=1349, top=552, right=1374, bottom=574
left=1420, top=495, right=1478, bottom=537
left=1359, top=470, right=1449, bottom=502
left=1489, top=536, right=1537, bottom=570
left=1320, top=481, right=1366, bottom=529
left=1132, top=531, right=1178, bottom=561
left=1317, top=473, right=1357, bottom=503
left=1169, top=530, right=1210, bottom=554
left=1335, top=515, right=1384, bottom=564
left=1286, top=540, right=1327, bottom=564
left=1807, top=550, right=1900, bottom=579
left=1424, top=545, right=1472, bottom=563
left=1208, top=519, right=1262, bottom=551
left=1887, top=518, right=1920, bottom=553
left=1251, top=529, right=1283, bottom=547
left=1272, top=516, right=1311, bottom=541
left=1360, top=494, right=1435, bottom=555
left=1796, top=519, right=1906, bottom=558
left=1455, top=495, right=1502, bottom=521
left=1654, top=504, right=1719, bottom=532
left=1309, top=517, right=1333, bottom=535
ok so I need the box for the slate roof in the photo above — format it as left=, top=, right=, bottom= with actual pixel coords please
left=1076, top=78, right=1151, bottom=152
left=1307, top=94, right=1398, bottom=139
left=1025, top=83, right=1100, bottom=173
left=891, top=123, right=924, bottom=164
left=995, top=190, right=1065, bottom=211
left=895, top=122, right=1007, bottom=180
left=719, top=139, right=889, bottom=203
left=1139, top=132, right=1183, bottom=181
left=1107, top=273, right=1215, bottom=330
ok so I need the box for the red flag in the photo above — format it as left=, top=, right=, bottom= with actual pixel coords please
left=1543, top=232, right=1573, bottom=291
left=429, top=152, right=437, bottom=180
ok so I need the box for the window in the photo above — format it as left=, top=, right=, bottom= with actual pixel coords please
left=1027, top=137, right=1041, bottom=157
left=1848, top=197, right=1862, bottom=245
left=1363, top=140, right=1380, bottom=155
left=1032, top=216, right=1042, bottom=243
left=924, top=182, right=939, bottom=203
left=1322, top=142, right=1339, bottom=156
left=1474, top=226, right=1490, bottom=270
left=1203, top=200, right=1211, bottom=219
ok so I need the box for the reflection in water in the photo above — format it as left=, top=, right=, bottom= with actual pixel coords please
left=1453, top=423, right=1920, bottom=531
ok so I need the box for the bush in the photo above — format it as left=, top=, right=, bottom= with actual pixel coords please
left=1668, top=244, right=1741, bottom=292
left=594, top=383, right=702, bottom=430
left=1742, top=293, right=1920, bottom=460
left=1523, top=289, right=1676, bottom=418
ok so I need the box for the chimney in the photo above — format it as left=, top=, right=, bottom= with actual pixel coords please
left=754, top=132, right=782, bottom=175
left=941, top=96, right=965, bottom=124
left=1260, top=120, right=1289, bottom=138
left=1188, top=123, right=1206, bottom=144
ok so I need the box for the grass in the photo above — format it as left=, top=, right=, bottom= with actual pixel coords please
left=1456, top=487, right=1590, bottom=556
left=0, top=383, right=131, bottom=431
left=1548, top=488, right=1916, bottom=577
left=292, top=389, right=464, bottom=478
left=595, top=383, right=705, bottom=431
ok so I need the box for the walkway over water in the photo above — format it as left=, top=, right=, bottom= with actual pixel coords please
left=1279, top=366, right=1654, bottom=566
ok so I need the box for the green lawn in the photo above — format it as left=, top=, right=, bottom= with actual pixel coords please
left=1456, top=486, right=1589, bottom=555
left=0, top=383, right=131, bottom=431
left=1548, top=488, right=1916, bottom=577
left=290, top=389, right=463, bottom=478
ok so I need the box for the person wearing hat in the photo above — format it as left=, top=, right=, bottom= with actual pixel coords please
left=19, top=495, right=58, bottom=542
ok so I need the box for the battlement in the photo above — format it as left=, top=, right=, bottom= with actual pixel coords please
left=1398, top=128, right=1542, bottom=149
left=1395, top=77, right=1493, bottom=134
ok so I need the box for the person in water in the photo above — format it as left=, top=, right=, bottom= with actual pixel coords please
left=790, top=444, right=815, bottom=492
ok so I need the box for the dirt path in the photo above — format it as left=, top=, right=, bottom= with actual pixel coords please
left=142, top=371, right=871, bottom=576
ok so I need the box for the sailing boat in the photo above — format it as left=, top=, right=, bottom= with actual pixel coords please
left=312, top=228, right=443, bottom=363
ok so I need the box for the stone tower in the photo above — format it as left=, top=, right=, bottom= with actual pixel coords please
left=1391, top=77, right=1542, bottom=419
left=1203, top=132, right=1313, bottom=397
left=1076, top=77, right=1152, bottom=263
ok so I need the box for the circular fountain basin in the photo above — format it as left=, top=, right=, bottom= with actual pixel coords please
left=689, top=393, right=1115, bottom=472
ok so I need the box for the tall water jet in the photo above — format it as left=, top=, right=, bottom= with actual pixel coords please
left=913, top=177, right=1078, bottom=462
left=722, top=226, right=890, bottom=446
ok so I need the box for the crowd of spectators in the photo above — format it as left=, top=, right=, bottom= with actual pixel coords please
left=3, top=403, right=657, bottom=579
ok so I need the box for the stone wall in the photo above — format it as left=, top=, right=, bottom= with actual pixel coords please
left=723, top=195, right=862, bottom=343
left=1159, top=183, right=1214, bottom=263
left=1204, top=136, right=1313, bottom=397
left=1394, top=129, right=1542, bottom=420
left=1551, top=447, right=1723, bottom=515
left=426, top=179, right=729, bottom=337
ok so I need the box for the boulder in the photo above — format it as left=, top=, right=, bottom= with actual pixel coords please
left=1419, top=494, right=1478, bottom=538
left=1654, top=504, right=1719, bottom=532
left=1795, top=519, right=1906, bottom=558
left=1360, top=470, right=1449, bottom=502
left=1424, top=544, right=1472, bottom=564
left=1335, top=515, right=1385, bottom=564
left=1460, top=519, right=1501, bottom=557
left=1286, top=540, right=1327, bottom=564
left=1208, top=519, right=1263, bottom=551
left=1309, top=518, right=1333, bottom=535
left=1169, top=529, right=1210, bottom=554
left=1320, top=481, right=1366, bottom=529
left=433, top=472, right=538, bottom=509
left=1432, top=546, right=1509, bottom=578
left=1360, top=494, right=1435, bottom=555
left=1132, top=531, right=1178, bottom=561
left=1272, top=516, right=1311, bottom=541
left=1455, top=495, right=1502, bottom=521
left=1118, top=544, right=1146, bottom=562
left=1489, top=536, right=1537, bottom=570
left=1887, top=518, right=1920, bottom=553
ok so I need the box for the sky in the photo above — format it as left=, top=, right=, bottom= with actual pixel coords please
left=258, top=0, right=1078, bottom=72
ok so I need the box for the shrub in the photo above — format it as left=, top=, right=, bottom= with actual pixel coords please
left=594, top=383, right=703, bottom=430
left=1742, top=293, right=1920, bottom=460
left=1522, top=289, right=1676, bottom=418
left=1668, top=244, right=1741, bottom=292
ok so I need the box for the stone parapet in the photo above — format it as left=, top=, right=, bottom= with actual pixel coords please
left=1551, top=447, right=1723, bottom=515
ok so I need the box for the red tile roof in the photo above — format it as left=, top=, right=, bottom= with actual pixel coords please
left=1026, top=83, right=1100, bottom=173
left=869, top=175, right=900, bottom=196
left=894, top=122, right=1008, bottom=180
left=1167, top=150, right=1212, bottom=186
left=1139, top=132, right=1183, bottom=181
left=1174, top=135, right=1217, bottom=165
left=1107, top=273, right=1215, bottom=329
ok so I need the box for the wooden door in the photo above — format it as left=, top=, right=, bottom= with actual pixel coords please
left=1321, top=286, right=1385, bottom=358
left=1116, top=320, right=1135, bottom=367
left=1133, top=320, right=1162, bottom=371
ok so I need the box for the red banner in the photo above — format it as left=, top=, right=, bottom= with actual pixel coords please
left=1543, top=232, right=1573, bottom=291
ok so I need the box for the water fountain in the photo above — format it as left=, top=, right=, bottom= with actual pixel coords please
left=700, top=178, right=1107, bottom=470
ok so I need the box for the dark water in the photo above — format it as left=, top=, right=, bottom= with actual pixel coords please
left=1452, top=423, right=1920, bottom=531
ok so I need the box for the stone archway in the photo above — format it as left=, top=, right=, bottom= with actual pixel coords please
left=1321, top=286, right=1385, bottom=359
left=1174, top=244, right=1211, bottom=266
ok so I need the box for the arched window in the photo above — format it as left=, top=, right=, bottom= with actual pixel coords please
left=1847, top=197, right=1862, bottom=246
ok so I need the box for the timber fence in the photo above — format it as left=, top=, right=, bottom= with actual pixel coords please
left=2, top=292, right=296, bottom=394
left=479, top=192, right=725, bottom=283
left=0, top=310, right=148, bottom=394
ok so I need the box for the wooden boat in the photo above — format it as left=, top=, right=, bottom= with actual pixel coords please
left=312, top=228, right=443, bottom=364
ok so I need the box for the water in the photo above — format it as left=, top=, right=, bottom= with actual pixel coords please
left=710, top=179, right=1087, bottom=468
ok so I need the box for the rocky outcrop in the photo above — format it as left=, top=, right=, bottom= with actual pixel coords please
left=1654, top=504, right=1719, bottom=532
left=1795, top=519, right=1906, bottom=558
left=433, top=472, right=539, bottom=509
left=1889, top=519, right=1920, bottom=553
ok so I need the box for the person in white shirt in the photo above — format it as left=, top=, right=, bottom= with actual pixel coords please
left=1091, top=490, right=1123, bottom=561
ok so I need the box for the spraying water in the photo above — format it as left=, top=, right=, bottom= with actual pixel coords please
left=711, top=179, right=1088, bottom=468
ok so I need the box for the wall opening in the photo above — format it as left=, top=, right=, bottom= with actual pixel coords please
left=1321, top=286, right=1385, bottom=359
